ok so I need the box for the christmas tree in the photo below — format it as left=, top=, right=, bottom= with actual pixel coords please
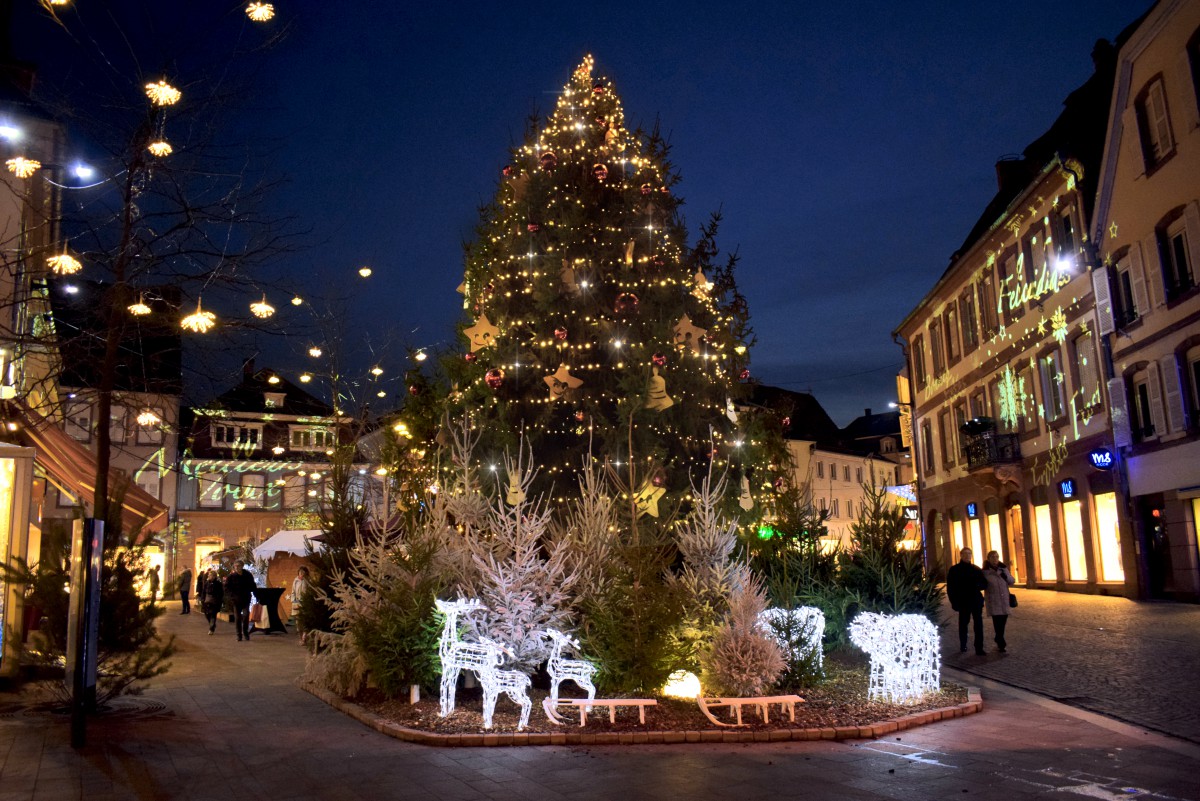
left=444, top=55, right=770, bottom=513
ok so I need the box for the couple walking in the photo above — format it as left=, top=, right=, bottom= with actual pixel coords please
left=947, top=547, right=1015, bottom=655
left=197, top=561, right=258, bottom=640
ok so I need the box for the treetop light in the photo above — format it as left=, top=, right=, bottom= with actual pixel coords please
left=291, top=295, right=303, bottom=306
left=6, top=157, right=41, bottom=178
left=47, top=252, right=82, bottom=275
left=371, top=366, right=384, bottom=376
left=145, top=80, right=181, bottom=106
left=299, top=373, right=312, bottom=383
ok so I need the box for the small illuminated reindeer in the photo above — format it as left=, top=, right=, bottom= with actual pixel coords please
left=434, top=598, right=493, bottom=718
left=474, top=637, right=532, bottom=730
left=541, top=628, right=597, bottom=706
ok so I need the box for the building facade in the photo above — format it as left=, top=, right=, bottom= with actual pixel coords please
left=1090, top=0, right=1200, bottom=600
left=895, top=42, right=1137, bottom=595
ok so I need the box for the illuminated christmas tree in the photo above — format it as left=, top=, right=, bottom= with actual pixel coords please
left=444, top=56, right=771, bottom=514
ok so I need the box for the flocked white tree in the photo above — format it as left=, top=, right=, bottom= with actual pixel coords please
left=701, top=573, right=786, bottom=697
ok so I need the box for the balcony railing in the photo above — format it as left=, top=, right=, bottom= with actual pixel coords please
left=963, top=430, right=1021, bottom=471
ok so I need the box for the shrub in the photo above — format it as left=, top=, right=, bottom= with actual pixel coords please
left=701, top=575, right=785, bottom=697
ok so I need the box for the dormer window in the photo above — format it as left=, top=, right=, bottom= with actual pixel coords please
left=264, top=392, right=286, bottom=409
left=290, top=425, right=335, bottom=451
left=213, top=423, right=262, bottom=451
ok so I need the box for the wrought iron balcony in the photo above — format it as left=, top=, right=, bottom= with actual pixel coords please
left=960, top=417, right=1021, bottom=471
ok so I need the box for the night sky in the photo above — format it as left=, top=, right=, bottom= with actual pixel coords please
left=17, top=1, right=1149, bottom=424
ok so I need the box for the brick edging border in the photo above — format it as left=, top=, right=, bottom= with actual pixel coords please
left=301, top=683, right=983, bottom=747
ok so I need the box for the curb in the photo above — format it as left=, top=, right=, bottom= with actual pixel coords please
left=301, top=684, right=984, bottom=748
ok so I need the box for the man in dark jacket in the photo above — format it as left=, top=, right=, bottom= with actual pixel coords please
left=946, top=547, right=987, bottom=655
left=225, top=560, right=257, bottom=642
left=178, top=567, right=193, bottom=615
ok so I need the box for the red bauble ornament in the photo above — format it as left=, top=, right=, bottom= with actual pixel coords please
left=739, top=369, right=751, bottom=382
left=781, top=416, right=791, bottom=428
left=774, top=476, right=786, bottom=492
left=574, top=410, right=585, bottom=422
left=593, top=80, right=605, bottom=94
left=472, top=303, right=481, bottom=314
left=651, top=352, right=667, bottom=367
left=592, top=163, right=608, bottom=181
left=527, top=222, right=540, bottom=232
left=539, top=151, right=557, bottom=170
left=554, top=326, right=568, bottom=341
left=614, top=292, right=639, bottom=315
left=640, top=183, right=652, bottom=195
left=408, top=385, right=419, bottom=396
left=464, top=352, right=477, bottom=363
left=653, top=257, right=665, bottom=267
left=651, top=470, right=666, bottom=488
left=485, top=368, right=505, bottom=389
left=502, top=165, right=513, bottom=177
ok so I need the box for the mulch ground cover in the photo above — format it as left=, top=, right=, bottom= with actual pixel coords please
left=351, top=653, right=967, bottom=735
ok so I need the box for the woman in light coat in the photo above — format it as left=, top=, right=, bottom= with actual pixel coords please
left=982, top=550, right=1016, bottom=652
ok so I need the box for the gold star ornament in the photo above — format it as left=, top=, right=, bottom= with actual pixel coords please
left=673, top=314, right=707, bottom=353
left=464, top=314, right=499, bottom=352
left=544, top=365, right=583, bottom=400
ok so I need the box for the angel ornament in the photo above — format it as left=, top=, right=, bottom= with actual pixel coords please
left=645, top=367, right=674, bottom=412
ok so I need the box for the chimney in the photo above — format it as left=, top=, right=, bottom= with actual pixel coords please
left=865, top=408, right=872, bottom=417
left=242, top=357, right=255, bottom=378
left=994, top=156, right=1028, bottom=194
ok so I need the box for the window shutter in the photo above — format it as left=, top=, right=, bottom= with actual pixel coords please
left=1147, top=360, right=1166, bottom=438
left=1160, top=354, right=1187, bottom=434
left=1148, top=82, right=1173, bottom=156
left=1185, top=202, right=1200, bottom=279
left=1093, top=264, right=1115, bottom=335
left=1121, top=106, right=1143, bottom=173
left=1108, top=377, right=1132, bottom=448
left=1129, top=242, right=1151, bottom=316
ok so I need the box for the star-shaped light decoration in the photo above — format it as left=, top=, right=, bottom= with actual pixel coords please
left=673, top=314, right=707, bottom=353
left=245, top=2, right=275, bottom=21
left=6, top=157, right=41, bottom=178
left=145, top=79, right=182, bottom=106
left=543, top=364, right=583, bottom=401
left=47, top=252, right=82, bottom=275
left=692, top=270, right=714, bottom=300
left=1109, top=221, right=1119, bottom=239
left=128, top=295, right=152, bottom=316
left=634, top=479, right=666, bottom=518
left=1036, top=316, right=1047, bottom=337
left=1051, top=307, right=1068, bottom=344
left=181, top=299, right=216, bottom=333
left=464, top=314, right=499, bottom=352
left=147, top=140, right=172, bottom=157
left=250, top=294, right=275, bottom=319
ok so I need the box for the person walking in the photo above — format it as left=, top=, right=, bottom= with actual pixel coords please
left=147, top=565, right=161, bottom=605
left=290, top=566, right=311, bottom=645
left=983, top=550, right=1016, bottom=653
left=178, top=567, right=193, bottom=615
left=201, top=569, right=224, bottom=635
left=225, top=560, right=257, bottom=642
left=946, top=547, right=987, bottom=655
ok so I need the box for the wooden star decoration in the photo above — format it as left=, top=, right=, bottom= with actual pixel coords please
left=464, top=314, right=499, bottom=352
left=673, top=314, right=707, bottom=353
left=634, top=480, right=666, bottom=518
left=543, top=365, right=583, bottom=400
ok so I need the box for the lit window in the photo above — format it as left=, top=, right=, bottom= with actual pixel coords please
left=241, top=475, right=266, bottom=509
left=199, top=472, right=225, bottom=508
left=1033, top=504, right=1057, bottom=581
left=1135, top=76, right=1174, bottom=168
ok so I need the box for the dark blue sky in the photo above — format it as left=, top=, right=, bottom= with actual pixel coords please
left=20, top=1, right=1150, bottom=424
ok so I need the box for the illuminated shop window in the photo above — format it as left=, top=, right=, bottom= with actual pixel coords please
left=1033, top=504, right=1057, bottom=581
left=967, top=516, right=984, bottom=560
left=951, top=518, right=964, bottom=557
left=1093, top=492, right=1124, bottom=582
left=1135, top=76, right=1174, bottom=169
left=1062, top=500, right=1087, bottom=581
left=985, top=513, right=1002, bottom=562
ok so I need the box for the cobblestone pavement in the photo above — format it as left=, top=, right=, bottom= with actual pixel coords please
left=940, top=588, right=1200, bottom=743
left=0, top=601, right=1198, bottom=801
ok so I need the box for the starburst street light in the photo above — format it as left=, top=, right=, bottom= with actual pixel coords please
left=181, top=299, right=216, bottom=333
left=308, top=346, right=322, bottom=358
left=250, top=294, right=275, bottom=319
left=245, top=2, right=275, bottom=21
left=145, top=80, right=181, bottom=106
left=147, top=140, right=172, bottom=157
left=128, top=295, right=152, bottom=316
left=47, top=252, right=82, bottom=275
left=6, top=157, right=41, bottom=178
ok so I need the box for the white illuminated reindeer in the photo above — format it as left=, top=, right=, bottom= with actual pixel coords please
left=474, top=637, right=532, bottom=730
left=541, top=628, right=597, bottom=706
left=435, top=598, right=494, bottom=718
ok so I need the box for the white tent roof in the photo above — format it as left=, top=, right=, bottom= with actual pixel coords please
left=252, top=529, right=323, bottom=561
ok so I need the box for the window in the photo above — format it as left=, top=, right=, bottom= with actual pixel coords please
left=263, top=392, right=286, bottom=408
left=960, top=287, right=979, bottom=353
left=855, top=466, right=863, bottom=483
left=912, top=335, right=927, bottom=390
left=989, top=379, right=1010, bottom=433
left=843, top=465, right=851, bottom=482
left=198, top=472, right=225, bottom=508
left=1188, top=346, right=1200, bottom=425
left=109, top=405, right=127, bottom=444
left=213, top=424, right=262, bottom=451
left=920, top=421, right=935, bottom=473
left=136, top=407, right=164, bottom=445
left=1190, top=28, right=1200, bottom=114
left=930, top=319, right=945, bottom=375
left=1135, top=77, right=1175, bottom=169
left=1056, top=208, right=1078, bottom=264
left=290, top=427, right=335, bottom=451
left=952, top=401, right=968, bottom=461
left=1023, top=224, right=1048, bottom=292
left=881, top=438, right=896, bottom=453
left=241, top=475, right=266, bottom=509
left=998, top=252, right=1022, bottom=323
left=1039, top=349, right=1066, bottom=424
left=1159, top=216, right=1195, bottom=300
left=1017, top=364, right=1037, bottom=434
left=829, top=462, right=837, bottom=479
left=136, top=473, right=161, bottom=500
left=938, top=408, right=953, bottom=469
left=846, top=500, right=853, bottom=519
left=978, top=272, right=999, bottom=338
left=831, top=499, right=839, bottom=518
left=1132, top=372, right=1157, bottom=441
left=1113, top=254, right=1140, bottom=328
left=969, top=389, right=987, bottom=419
left=1033, top=504, right=1057, bottom=581
left=64, top=402, right=91, bottom=441
left=283, top=474, right=306, bottom=509
left=1073, top=332, right=1100, bottom=409
left=816, top=462, right=824, bottom=480
left=944, top=303, right=960, bottom=365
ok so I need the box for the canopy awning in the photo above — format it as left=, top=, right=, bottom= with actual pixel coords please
left=252, top=529, right=323, bottom=561
left=13, top=402, right=169, bottom=536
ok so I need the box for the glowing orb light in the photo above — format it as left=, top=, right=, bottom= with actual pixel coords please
left=370, top=366, right=384, bottom=376
left=145, top=80, right=181, bottom=106
left=299, top=373, right=312, bottom=383
left=249, top=294, right=275, bottom=319
left=47, top=252, right=82, bottom=275
left=661, top=670, right=701, bottom=699
left=267, top=375, right=280, bottom=385
left=245, top=2, right=275, bottom=21
left=358, top=266, right=372, bottom=278
left=308, top=346, right=322, bottom=358
left=6, top=157, right=41, bottom=178
left=181, top=299, right=216, bottom=333
left=290, top=295, right=303, bottom=306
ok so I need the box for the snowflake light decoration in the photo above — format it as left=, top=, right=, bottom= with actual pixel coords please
left=1050, top=307, right=1068, bottom=344
left=47, top=252, right=82, bottom=275
left=848, top=612, right=939, bottom=704
left=245, top=2, right=275, bottom=21
left=145, top=80, right=181, bottom=106
left=147, top=140, right=173, bottom=157
left=249, top=295, right=275, bottom=319
left=181, top=299, right=216, bottom=333
left=6, top=157, right=41, bottom=178
left=997, top=364, right=1026, bottom=431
